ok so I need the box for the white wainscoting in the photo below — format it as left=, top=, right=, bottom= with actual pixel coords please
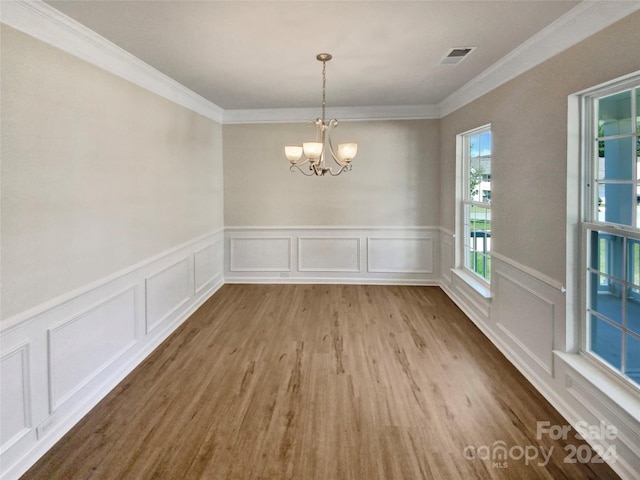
left=489, top=255, right=563, bottom=378
left=439, top=229, right=639, bottom=480
left=298, top=237, right=360, bottom=272
left=440, top=229, right=454, bottom=284
left=225, top=227, right=440, bottom=285
left=195, top=243, right=220, bottom=295
left=554, top=354, right=640, bottom=480
left=3, top=226, right=638, bottom=480
left=0, top=230, right=224, bottom=480
left=0, top=343, right=30, bottom=455
left=48, top=287, right=138, bottom=412
left=146, top=257, right=193, bottom=334
left=367, top=237, right=433, bottom=273
left=230, top=237, right=292, bottom=272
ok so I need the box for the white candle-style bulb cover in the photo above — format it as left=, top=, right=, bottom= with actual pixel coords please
left=285, top=145, right=303, bottom=163
left=303, top=142, right=323, bottom=160
left=337, top=143, right=358, bottom=162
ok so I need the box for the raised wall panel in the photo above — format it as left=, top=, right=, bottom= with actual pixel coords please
left=0, top=231, right=223, bottom=480
left=230, top=237, right=291, bottom=272
left=367, top=237, right=433, bottom=273
left=194, top=243, right=219, bottom=294
left=225, top=228, right=439, bottom=284
left=0, top=344, right=30, bottom=453
left=566, top=374, right=640, bottom=458
left=441, top=233, right=454, bottom=283
left=494, top=272, right=554, bottom=376
left=48, top=288, right=137, bottom=411
left=146, top=257, right=192, bottom=333
left=298, top=237, right=360, bottom=272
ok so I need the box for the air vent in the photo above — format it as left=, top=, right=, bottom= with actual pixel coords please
left=439, top=47, right=476, bottom=65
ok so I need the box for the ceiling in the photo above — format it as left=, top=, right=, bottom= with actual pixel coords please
left=44, top=0, right=583, bottom=111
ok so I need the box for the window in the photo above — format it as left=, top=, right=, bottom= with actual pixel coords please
left=583, top=78, right=640, bottom=388
left=459, top=125, right=492, bottom=283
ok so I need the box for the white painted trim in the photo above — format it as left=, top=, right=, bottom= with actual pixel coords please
left=496, top=321, right=554, bottom=376
left=2, top=220, right=638, bottom=479
left=47, top=287, right=138, bottom=412
left=0, top=342, right=32, bottom=455
left=5, top=1, right=636, bottom=124
left=193, top=243, right=222, bottom=296
left=224, top=277, right=439, bottom=287
left=493, top=269, right=556, bottom=376
left=229, top=236, right=293, bottom=272
left=366, top=237, right=434, bottom=274
left=438, top=0, right=640, bottom=117
left=491, top=251, right=565, bottom=293
left=144, top=257, right=192, bottom=334
left=0, top=0, right=223, bottom=123
left=1, top=277, right=224, bottom=480
left=0, top=229, right=223, bottom=332
left=297, top=237, right=361, bottom=273
left=443, top=251, right=640, bottom=480
left=557, top=352, right=640, bottom=424
left=0, top=231, right=224, bottom=480
left=439, top=227, right=455, bottom=238
left=223, top=104, right=441, bottom=124
left=226, top=225, right=440, bottom=231
left=565, top=373, right=640, bottom=456
left=558, top=354, right=640, bottom=480
left=451, top=268, right=490, bottom=299
left=225, top=227, right=440, bottom=284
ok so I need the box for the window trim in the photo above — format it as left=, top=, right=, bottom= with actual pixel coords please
left=577, top=74, right=640, bottom=392
left=455, top=124, right=492, bottom=292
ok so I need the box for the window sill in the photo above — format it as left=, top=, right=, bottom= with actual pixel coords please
left=451, top=268, right=491, bottom=299
left=554, top=351, right=640, bottom=423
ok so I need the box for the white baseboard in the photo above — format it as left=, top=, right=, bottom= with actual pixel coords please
left=439, top=230, right=639, bottom=480
left=0, top=231, right=224, bottom=480
left=225, top=226, right=441, bottom=285
left=1, top=228, right=638, bottom=480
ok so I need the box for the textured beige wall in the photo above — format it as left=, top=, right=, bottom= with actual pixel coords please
left=223, top=119, right=440, bottom=227
left=1, top=26, right=224, bottom=320
left=439, top=11, right=640, bottom=283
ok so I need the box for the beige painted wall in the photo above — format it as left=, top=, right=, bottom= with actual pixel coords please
left=0, top=26, right=224, bottom=321
left=223, top=119, right=440, bottom=227
left=439, top=10, right=640, bottom=283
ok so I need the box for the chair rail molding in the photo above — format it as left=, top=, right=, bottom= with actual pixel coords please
left=0, top=230, right=224, bottom=480
left=224, top=226, right=441, bottom=286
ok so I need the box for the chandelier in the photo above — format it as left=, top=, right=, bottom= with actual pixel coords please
left=284, top=53, right=358, bottom=176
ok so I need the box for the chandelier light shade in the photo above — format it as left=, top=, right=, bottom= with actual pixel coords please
left=285, top=53, right=358, bottom=176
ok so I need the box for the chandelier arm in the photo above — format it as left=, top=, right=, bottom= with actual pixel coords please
left=312, top=162, right=327, bottom=176
left=326, top=120, right=348, bottom=166
left=294, top=157, right=311, bottom=168
left=290, top=164, right=315, bottom=176
left=327, top=164, right=352, bottom=176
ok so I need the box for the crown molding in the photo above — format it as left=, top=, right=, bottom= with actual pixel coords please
left=2, top=0, right=639, bottom=123
left=223, top=104, right=441, bottom=124
left=438, top=0, right=640, bottom=117
left=0, top=0, right=224, bottom=123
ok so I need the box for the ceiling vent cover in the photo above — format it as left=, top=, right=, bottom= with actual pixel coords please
left=439, top=47, right=476, bottom=65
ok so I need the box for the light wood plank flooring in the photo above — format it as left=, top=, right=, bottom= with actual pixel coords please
left=22, top=285, right=619, bottom=479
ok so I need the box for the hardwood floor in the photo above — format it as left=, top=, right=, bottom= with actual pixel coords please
left=22, top=285, right=619, bottom=479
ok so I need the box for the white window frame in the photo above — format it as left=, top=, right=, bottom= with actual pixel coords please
left=579, top=74, right=640, bottom=391
left=455, top=124, right=492, bottom=291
